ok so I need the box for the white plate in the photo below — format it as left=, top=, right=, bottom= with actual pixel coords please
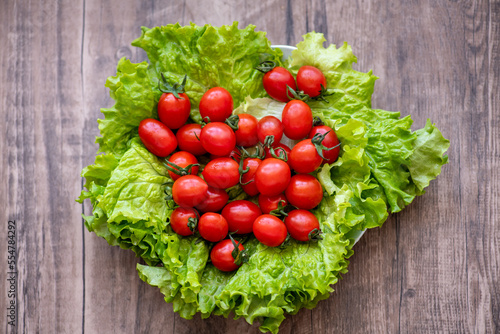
left=271, top=45, right=366, bottom=246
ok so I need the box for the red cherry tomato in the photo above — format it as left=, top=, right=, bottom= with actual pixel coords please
left=262, top=67, right=296, bottom=102
left=281, top=100, right=313, bottom=140
left=211, top=239, right=244, bottom=272
left=258, top=193, right=288, bottom=214
left=157, top=92, right=191, bottom=129
left=200, top=122, right=236, bottom=156
left=285, top=174, right=323, bottom=210
left=172, top=175, right=208, bottom=207
left=176, top=123, right=207, bottom=156
left=240, top=158, right=261, bottom=196
left=221, top=200, right=262, bottom=234
left=170, top=207, right=198, bottom=236
left=289, top=139, right=323, bottom=173
left=284, top=210, right=320, bottom=242
left=138, top=118, right=177, bottom=157
left=166, top=151, right=199, bottom=181
left=195, top=187, right=229, bottom=213
left=254, top=158, right=291, bottom=196
left=296, top=66, right=327, bottom=98
left=253, top=214, right=288, bottom=247
left=257, top=116, right=284, bottom=145
left=202, top=157, right=240, bottom=189
left=308, top=125, right=340, bottom=164
left=235, top=113, right=259, bottom=147
left=199, top=87, right=234, bottom=122
left=198, top=212, right=228, bottom=242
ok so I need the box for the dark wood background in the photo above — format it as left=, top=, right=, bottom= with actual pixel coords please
left=1, top=0, right=499, bottom=333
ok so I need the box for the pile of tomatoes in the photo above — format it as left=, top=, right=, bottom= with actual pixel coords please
left=138, top=64, right=340, bottom=272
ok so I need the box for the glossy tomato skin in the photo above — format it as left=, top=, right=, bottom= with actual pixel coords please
left=285, top=174, right=323, bottom=210
left=200, top=122, right=236, bottom=156
left=195, top=187, right=229, bottom=213
left=258, top=193, right=288, bottom=214
left=282, top=100, right=313, bottom=140
left=240, top=158, right=261, bottom=196
left=296, top=66, right=327, bottom=98
left=221, top=200, right=262, bottom=234
left=284, top=210, right=320, bottom=242
left=253, top=214, right=288, bottom=247
left=172, top=175, right=208, bottom=207
left=263, top=67, right=296, bottom=102
left=308, top=125, right=340, bottom=164
left=170, top=207, right=198, bottom=236
left=257, top=116, right=284, bottom=145
left=289, top=139, right=323, bottom=173
left=138, top=118, right=177, bottom=157
left=235, top=113, right=259, bottom=147
left=176, top=123, right=207, bottom=156
left=255, top=158, right=291, bottom=196
left=158, top=92, right=191, bottom=129
left=198, top=213, right=228, bottom=242
left=202, top=157, right=240, bottom=189
left=211, top=239, right=244, bottom=272
left=167, top=151, right=199, bottom=181
left=199, top=87, right=234, bottom=122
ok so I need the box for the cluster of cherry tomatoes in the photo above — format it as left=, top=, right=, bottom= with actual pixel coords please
left=137, top=63, right=340, bottom=272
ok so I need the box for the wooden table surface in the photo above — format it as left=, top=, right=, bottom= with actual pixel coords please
left=1, top=0, right=499, bottom=333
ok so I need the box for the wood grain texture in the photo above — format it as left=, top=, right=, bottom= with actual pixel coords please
left=1, top=0, right=498, bottom=333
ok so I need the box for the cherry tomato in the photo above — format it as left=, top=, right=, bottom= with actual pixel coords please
left=253, top=214, right=288, bottom=247
left=258, top=193, right=288, bottom=214
left=240, top=158, right=261, bottom=196
left=198, top=212, right=228, bottom=242
left=264, top=143, right=291, bottom=165
left=176, top=123, right=207, bottom=156
left=166, top=151, right=199, bottom=181
left=199, top=87, right=234, bottom=122
left=200, top=122, right=236, bottom=156
left=284, top=210, right=320, bottom=242
left=172, top=175, right=208, bottom=207
left=157, top=92, right=191, bottom=129
left=211, top=239, right=244, bottom=272
left=281, top=100, right=313, bottom=140
left=235, top=113, right=259, bottom=147
left=308, top=125, right=340, bottom=164
left=195, top=187, right=229, bottom=213
left=254, top=158, right=291, bottom=196
left=285, top=174, right=323, bottom=210
left=296, top=66, right=327, bottom=98
left=202, top=157, right=240, bottom=189
left=138, top=118, right=177, bottom=157
left=262, top=67, right=296, bottom=102
left=170, top=207, right=198, bottom=236
left=221, top=200, right=262, bottom=234
left=257, top=116, right=284, bottom=145
left=289, top=139, right=323, bottom=173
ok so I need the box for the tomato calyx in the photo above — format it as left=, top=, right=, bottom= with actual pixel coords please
left=158, top=73, right=187, bottom=99
left=308, top=84, right=334, bottom=103
left=286, top=85, right=309, bottom=101
left=308, top=228, right=323, bottom=241
left=187, top=216, right=199, bottom=233
left=229, top=234, right=249, bottom=265
left=311, top=131, right=341, bottom=159
left=312, top=116, right=324, bottom=127
left=163, top=160, right=200, bottom=178
left=278, top=234, right=292, bottom=249
left=225, top=115, right=240, bottom=131
left=263, top=136, right=288, bottom=162
left=238, top=146, right=264, bottom=185
left=269, top=200, right=294, bottom=217
left=255, top=60, right=276, bottom=73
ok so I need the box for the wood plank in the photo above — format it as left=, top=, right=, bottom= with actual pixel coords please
left=0, top=0, right=85, bottom=333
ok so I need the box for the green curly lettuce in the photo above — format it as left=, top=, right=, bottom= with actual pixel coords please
left=78, top=24, right=449, bottom=334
